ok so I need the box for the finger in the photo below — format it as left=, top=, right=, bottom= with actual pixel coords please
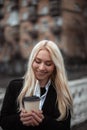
left=20, top=115, right=33, bottom=126
left=32, top=117, right=39, bottom=126
left=31, top=111, right=44, bottom=124
left=32, top=110, right=44, bottom=120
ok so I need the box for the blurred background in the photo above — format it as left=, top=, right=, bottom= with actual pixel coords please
left=0, top=0, right=87, bottom=130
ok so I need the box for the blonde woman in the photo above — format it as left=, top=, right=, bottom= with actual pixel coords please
left=0, top=40, right=73, bottom=130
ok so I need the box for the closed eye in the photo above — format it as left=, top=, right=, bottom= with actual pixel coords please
left=34, top=59, right=41, bottom=64
left=34, top=58, right=54, bottom=66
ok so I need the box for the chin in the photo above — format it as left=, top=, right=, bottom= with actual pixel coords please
left=36, top=76, right=45, bottom=81
left=36, top=77, right=43, bottom=80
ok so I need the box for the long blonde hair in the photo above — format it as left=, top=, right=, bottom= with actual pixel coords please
left=18, top=40, right=73, bottom=120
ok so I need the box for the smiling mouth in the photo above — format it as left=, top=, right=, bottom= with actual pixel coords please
left=36, top=71, right=47, bottom=75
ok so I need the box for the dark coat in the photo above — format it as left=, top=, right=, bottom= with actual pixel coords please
left=0, top=78, right=71, bottom=130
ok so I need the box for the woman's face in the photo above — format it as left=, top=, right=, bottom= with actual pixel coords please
left=32, top=49, right=55, bottom=86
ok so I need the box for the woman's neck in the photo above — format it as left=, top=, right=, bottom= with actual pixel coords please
left=39, top=79, right=49, bottom=88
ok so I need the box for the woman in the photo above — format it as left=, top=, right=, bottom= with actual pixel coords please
left=0, top=40, right=73, bottom=130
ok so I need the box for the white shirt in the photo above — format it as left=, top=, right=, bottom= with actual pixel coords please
left=33, top=80, right=51, bottom=110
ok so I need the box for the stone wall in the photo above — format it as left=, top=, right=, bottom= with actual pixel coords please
left=69, top=78, right=87, bottom=126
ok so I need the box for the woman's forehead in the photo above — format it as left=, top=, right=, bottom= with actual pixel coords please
left=35, top=49, right=52, bottom=60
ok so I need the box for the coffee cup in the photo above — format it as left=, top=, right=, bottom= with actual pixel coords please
left=23, top=96, right=40, bottom=112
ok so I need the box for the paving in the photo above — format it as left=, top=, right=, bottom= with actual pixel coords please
left=71, top=120, right=87, bottom=130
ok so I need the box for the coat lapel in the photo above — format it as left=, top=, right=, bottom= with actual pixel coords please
left=42, top=84, right=60, bottom=118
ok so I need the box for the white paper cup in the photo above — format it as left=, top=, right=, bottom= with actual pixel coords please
left=23, top=96, right=40, bottom=112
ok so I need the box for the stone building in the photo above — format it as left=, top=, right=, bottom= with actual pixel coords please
left=61, top=0, right=87, bottom=65
left=0, top=0, right=87, bottom=76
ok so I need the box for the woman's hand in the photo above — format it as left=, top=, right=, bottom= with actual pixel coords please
left=20, top=108, right=44, bottom=126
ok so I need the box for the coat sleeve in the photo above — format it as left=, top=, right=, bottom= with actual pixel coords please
left=0, top=80, right=23, bottom=130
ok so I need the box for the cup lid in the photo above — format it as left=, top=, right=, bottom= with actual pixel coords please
left=23, top=96, right=40, bottom=102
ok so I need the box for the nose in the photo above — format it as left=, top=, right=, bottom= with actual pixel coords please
left=39, top=63, right=46, bottom=70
